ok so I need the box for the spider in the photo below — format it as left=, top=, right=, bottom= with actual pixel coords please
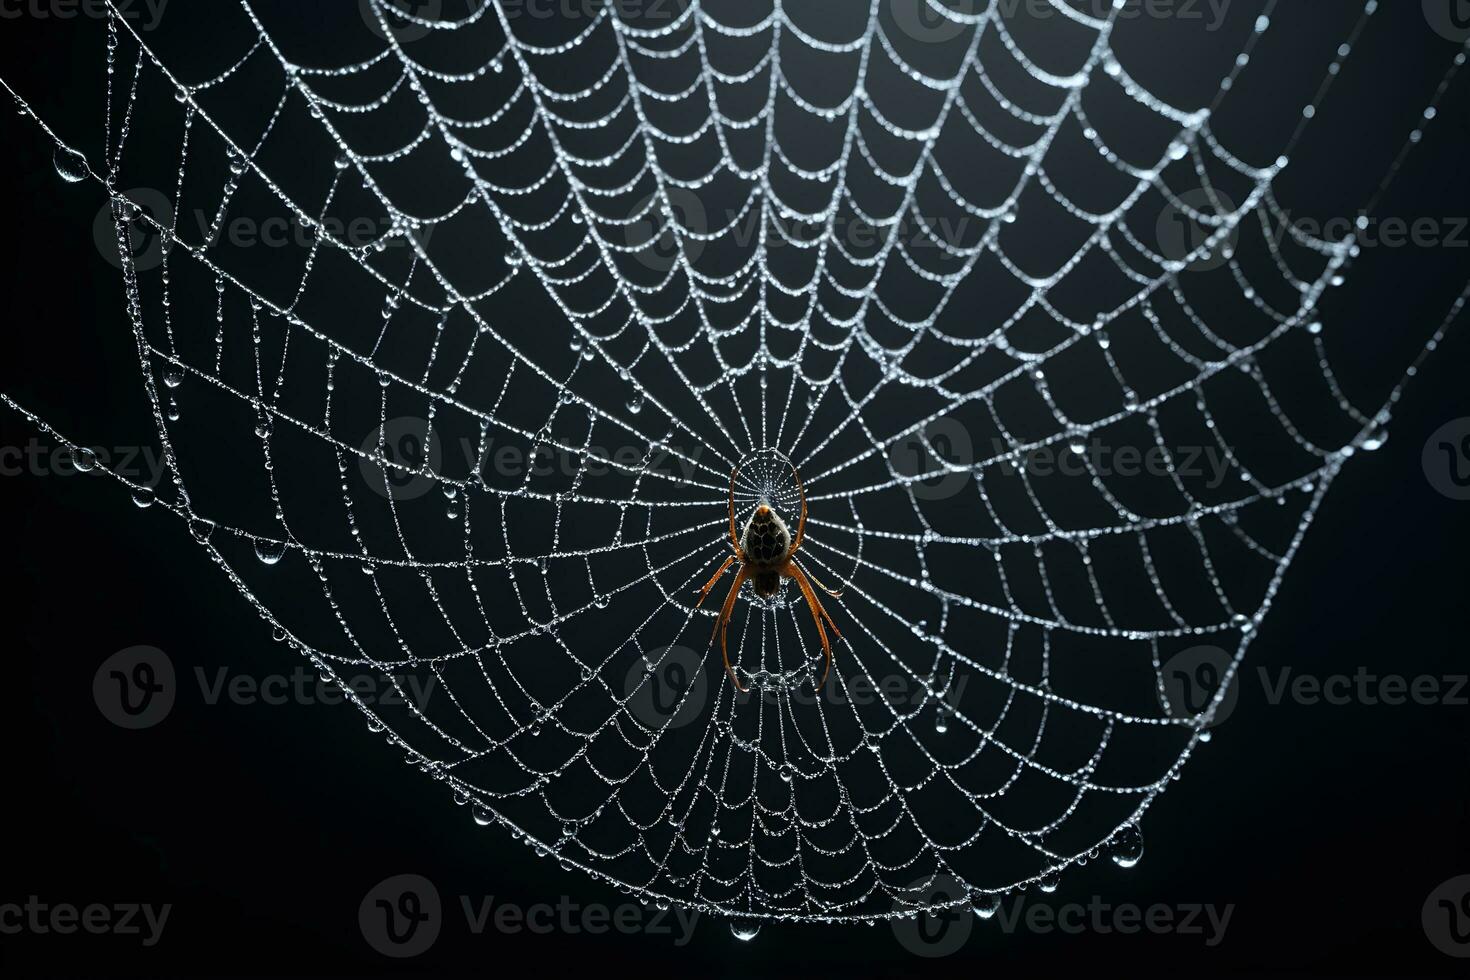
left=694, top=458, right=844, bottom=692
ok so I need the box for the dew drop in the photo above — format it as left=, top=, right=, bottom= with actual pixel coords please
left=1358, top=422, right=1388, bottom=452
left=1038, top=871, right=1060, bottom=893
left=972, top=893, right=1000, bottom=919
left=1110, top=823, right=1144, bottom=868
left=730, top=919, right=761, bottom=942
left=54, top=144, right=88, bottom=183
left=71, top=447, right=97, bottom=472
left=131, top=487, right=155, bottom=508
left=473, top=805, right=493, bottom=826
left=254, top=538, right=287, bottom=565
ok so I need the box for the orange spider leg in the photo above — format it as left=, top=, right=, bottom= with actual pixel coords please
left=713, top=564, right=750, bottom=692
left=727, top=464, right=741, bottom=551
left=787, top=560, right=841, bottom=688
left=796, top=557, right=843, bottom=598
left=693, top=554, right=737, bottom=608
left=790, top=462, right=808, bottom=551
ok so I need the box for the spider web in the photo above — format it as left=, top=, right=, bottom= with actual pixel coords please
left=4, top=0, right=1467, bottom=925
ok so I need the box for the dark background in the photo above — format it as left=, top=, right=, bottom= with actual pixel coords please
left=1, top=1, right=1468, bottom=976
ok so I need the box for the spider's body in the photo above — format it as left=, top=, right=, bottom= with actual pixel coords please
left=740, top=504, right=789, bottom=597
left=694, top=461, right=843, bottom=692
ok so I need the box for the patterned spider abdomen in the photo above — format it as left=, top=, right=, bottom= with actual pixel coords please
left=741, top=504, right=790, bottom=597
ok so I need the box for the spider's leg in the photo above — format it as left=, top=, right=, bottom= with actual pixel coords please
left=791, top=464, right=807, bottom=552
left=712, top=565, right=749, bottom=692
left=727, top=464, right=741, bottom=551
left=694, top=554, right=737, bottom=608
left=787, top=562, right=837, bottom=689
left=793, top=556, right=843, bottom=598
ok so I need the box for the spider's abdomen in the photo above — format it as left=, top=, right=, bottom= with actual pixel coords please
left=741, top=504, right=790, bottom=569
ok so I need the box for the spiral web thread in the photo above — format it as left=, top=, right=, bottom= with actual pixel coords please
left=4, top=0, right=1467, bottom=924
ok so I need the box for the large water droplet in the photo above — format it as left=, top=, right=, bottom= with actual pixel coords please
left=131, top=487, right=155, bottom=509
left=1358, top=422, right=1388, bottom=452
left=254, top=538, right=287, bottom=565
left=71, top=447, right=97, bottom=472
left=972, top=893, right=1000, bottom=919
left=472, top=805, right=493, bottom=826
left=1038, top=871, right=1060, bottom=893
left=54, top=144, right=88, bottom=183
left=730, top=919, right=761, bottom=942
left=1110, top=823, right=1144, bottom=868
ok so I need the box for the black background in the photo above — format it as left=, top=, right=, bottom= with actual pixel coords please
left=1, top=1, right=1468, bottom=976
